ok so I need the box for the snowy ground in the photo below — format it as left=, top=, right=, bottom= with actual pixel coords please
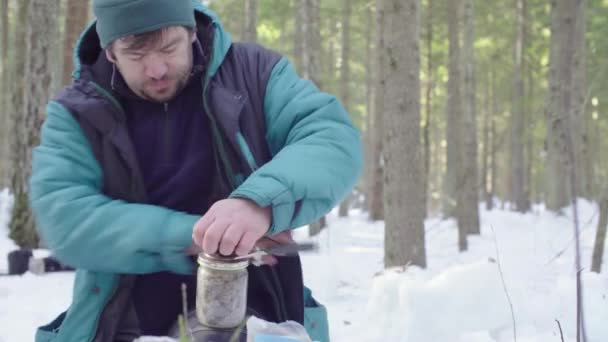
left=0, top=188, right=607, bottom=341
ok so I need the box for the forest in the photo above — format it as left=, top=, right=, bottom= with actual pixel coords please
left=0, top=0, right=606, bottom=340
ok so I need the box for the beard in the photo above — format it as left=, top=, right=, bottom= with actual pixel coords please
left=138, top=67, right=191, bottom=103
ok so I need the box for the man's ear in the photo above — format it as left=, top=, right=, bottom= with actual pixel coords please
left=105, top=49, right=117, bottom=63
left=190, top=28, right=197, bottom=43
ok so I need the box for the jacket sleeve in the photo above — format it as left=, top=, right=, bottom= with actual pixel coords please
left=29, top=101, right=199, bottom=274
left=230, top=57, right=363, bottom=234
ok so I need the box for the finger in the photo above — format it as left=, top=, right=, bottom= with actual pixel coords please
left=260, top=255, right=278, bottom=266
left=218, top=224, right=243, bottom=256
left=235, top=231, right=260, bottom=256
left=202, top=219, right=229, bottom=255
left=192, top=212, right=216, bottom=246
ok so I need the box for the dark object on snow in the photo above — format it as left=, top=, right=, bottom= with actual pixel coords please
left=168, top=309, right=247, bottom=342
left=43, top=256, right=75, bottom=272
left=8, top=249, right=33, bottom=275
left=29, top=256, right=75, bottom=275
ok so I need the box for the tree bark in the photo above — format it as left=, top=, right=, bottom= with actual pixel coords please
left=488, top=67, right=497, bottom=211
left=299, top=0, right=325, bottom=236
left=591, top=189, right=608, bottom=273
left=572, top=0, right=590, bottom=199
left=369, top=0, right=385, bottom=221
left=510, top=0, right=529, bottom=212
left=444, top=0, right=462, bottom=223
left=6, top=0, right=29, bottom=188
left=544, top=0, right=587, bottom=211
left=9, top=0, right=59, bottom=248
left=545, top=0, right=574, bottom=211
left=338, top=0, right=352, bottom=218
left=459, top=0, right=480, bottom=236
left=363, top=2, right=374, bottom=212
left=383, top=0, right=425, bottom=268
left=422, top=0, right=433, bottom=216
left=294, top=0, right=304, bottom=71
left=242, top=0, right=258, bottom=42
left=301, top=0, right=321, bottom=86
left=309, top=216, right=326, bottom=237
left=526, top=52, right=535, bottom=203
left=0, top=0, right=9, bottom=187
left=327, top=17, right=338, bottom=94
left=482, top=69, right=491, bottom=210
left=63, top=0, right=90, bottom=86
left=0, top=0, right=7, bottom=64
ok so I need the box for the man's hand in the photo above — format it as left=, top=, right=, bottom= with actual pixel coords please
left=192, top=198, right=272, bottom=257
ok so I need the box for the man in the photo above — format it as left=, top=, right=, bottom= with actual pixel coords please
left=29, top=0, right=361, bottom=341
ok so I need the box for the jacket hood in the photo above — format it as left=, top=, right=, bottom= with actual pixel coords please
left=70, top=1, right=231, bottom=83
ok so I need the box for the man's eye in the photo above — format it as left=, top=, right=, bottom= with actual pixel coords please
left=128, top=54, right=144, bottom=61
left=162, top=46, right=176, bottom=54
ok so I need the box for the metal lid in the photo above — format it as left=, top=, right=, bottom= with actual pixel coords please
left=197, top=253, right=250, bottom=271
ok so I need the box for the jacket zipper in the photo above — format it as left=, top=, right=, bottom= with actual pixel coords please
left=163, top=102, right=171, bottom=164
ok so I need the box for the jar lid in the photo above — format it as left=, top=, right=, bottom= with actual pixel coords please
left=197, top=253, right=250, bottom=271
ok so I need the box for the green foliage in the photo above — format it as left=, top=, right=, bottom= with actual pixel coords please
left=177, top=314, right=191, bottom=342
left=8, top=192, right=39, bottom=249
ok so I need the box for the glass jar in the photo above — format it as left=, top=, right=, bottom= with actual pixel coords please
left=196, top=253, right=249, bottom=328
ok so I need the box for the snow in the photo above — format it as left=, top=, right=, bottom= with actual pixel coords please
left=1, top=189, right=607, bottom=341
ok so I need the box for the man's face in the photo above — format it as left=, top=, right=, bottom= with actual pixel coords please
left=106, top=26, right=196, bottom=103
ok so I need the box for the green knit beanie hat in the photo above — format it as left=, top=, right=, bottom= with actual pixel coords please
left=94, top=0, right=196, bottom=48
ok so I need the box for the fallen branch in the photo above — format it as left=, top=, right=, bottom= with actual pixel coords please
left=490, top=225, right=517, bottom=342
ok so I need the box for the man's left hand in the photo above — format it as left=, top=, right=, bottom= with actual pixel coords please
left=192, top=198, right=272, bottom=257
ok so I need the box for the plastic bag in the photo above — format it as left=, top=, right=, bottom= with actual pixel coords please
left=246, top=316, right=313, bottom=342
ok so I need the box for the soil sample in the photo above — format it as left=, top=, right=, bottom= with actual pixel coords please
left=196, top=253, right=249, bottom=328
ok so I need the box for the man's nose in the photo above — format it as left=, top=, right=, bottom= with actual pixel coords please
left=144, top=55, right=168, bottom=80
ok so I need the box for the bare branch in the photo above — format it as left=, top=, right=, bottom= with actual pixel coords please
left=556, top=319, right=565, bottom=342
left=544, top=209, right=598, bottom=266
left=490, top=225, right=517, bottom=342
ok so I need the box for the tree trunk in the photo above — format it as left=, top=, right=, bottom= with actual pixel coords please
left=383, top=0, right=425, bottom=268
left=294, top=0, right=304, bottom=71
left=327, top=17, right=338, bottom=94
left=488, top=67, right=497, bottom=211
left=0, top=0, right=9, bottom=187
left=301, top=0, right=321, bottom=86
left=545, top=0, right=586, bottom=211
left=363, top=3, right=374, bottom=212
left=6, top=0, right=29, bottom=188
left=0, top=0, right=7, bottom=66
left=422, top=0, right=433, bottom=217
left=591, top=189, right=608, bottom=273
left=369, top=0, right=385, bottom=221
left=338, top=0, right=352, bottom=218
left=526, top=54, right=535, bottom=204
left=309, top=216, right=326, bottom=237
left=510, top=0, right=529, bottom=212
left=63, top=0, right=90, bottom=86
left=242, top=0, right=257, bottom=42
left=459, top=0, right=480, bottom=236
left=572, top=0, right=589, bottom=199
left=545, top=0, right=573, bottom=211
left=9, top=0, right=59, bottom=248
left=482, top=70, right=491, bottom=210
left=444, top=0, right=462, bottom=223
left=299, top=0, right=326, bottom=236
